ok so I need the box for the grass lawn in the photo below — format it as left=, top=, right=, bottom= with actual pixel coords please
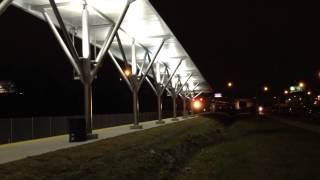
left=1, top=115, right=320, bottom=180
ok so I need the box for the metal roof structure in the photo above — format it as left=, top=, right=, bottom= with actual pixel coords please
left=1, top=0, right=212, bottom=136
left=12, top=0, right=211, bottom=94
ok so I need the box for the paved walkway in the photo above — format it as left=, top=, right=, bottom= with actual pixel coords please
left=0, top=116, right=195, bottom=164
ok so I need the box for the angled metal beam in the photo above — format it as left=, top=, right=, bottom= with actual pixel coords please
left=175, top=77, right=181, bottom=91
left=92, top=0, right=131, bottom=77
left=89, top=5, right=114, bottom=24
left=161, top=59, right=183, bottom=94
left=178, top=93, right=185, bottom=99
left=149, top=39, right=165, bottom=66
left=48, top=0, right=80, bottom=60
left=192, top=82, right=200, bottom=91
left=187, top=82, right=200, bottom=97
left=138, top=53, right=147, bottom=77
left=186, top=83, right=199, bottom=97
left=193, top=91, right=203, bottom=99
left=184, top=84, right=191, bottom=96
left=137, top=56, right=157, bottom=91
left=177, top=73, right=193, bottom=94
left=165, top=87, right=173, bottom=96
left=137, top=40, right=165, bottom=90
left=145, top=76, right=157, bottom=94
left=186, top=90, right=193, bottom=97
left=109, top=51, right=133, bottom=92
left=147, top=53, right=157, bottom=79
left=43, top=12, right=82, bottom=79
left=184, top=87, right=192, bottom=100
left=0, top=0, right=13, bottom=16
left=115, top=33, right=128, bottom=66
left=160, top=66, right=167, bottom=85
left=136, top=63, right=157, bottom=95
left=165, top=68, right=171, bottom=80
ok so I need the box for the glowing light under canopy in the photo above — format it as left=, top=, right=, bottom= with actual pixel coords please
left=12, top=0, right=211, bottom=93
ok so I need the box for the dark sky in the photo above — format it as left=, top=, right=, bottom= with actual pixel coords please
left=150, top=0, right=320, bottom=96
left=0, top=0, right=320, bottom=116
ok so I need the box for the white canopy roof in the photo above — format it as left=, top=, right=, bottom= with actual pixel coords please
left=12, top=0, right=211, bottom=93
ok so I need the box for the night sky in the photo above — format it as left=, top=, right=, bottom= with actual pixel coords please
left=0, top=0, right=319, bottom=117
left=150, top=0, right=320, bottom=95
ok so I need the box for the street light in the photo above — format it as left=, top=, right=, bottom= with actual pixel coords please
left=263, top=86, right=269, bottom=92
left=299, top=82, right=305, bottom=88
left=227, top=81, right=233, bottom=88
left=284, top=90, right=289, bottom=95
left=307, top=91, right=312, bottom=95
left=124, top=68, right=131, bottom=77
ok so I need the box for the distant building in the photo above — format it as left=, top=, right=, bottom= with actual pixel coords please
left=234, top=98, right=254, bottom=111
left=0, top=81, right=16, bottom=94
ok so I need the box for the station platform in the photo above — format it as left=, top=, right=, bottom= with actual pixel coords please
left=0, top=116, right=194, bottom=164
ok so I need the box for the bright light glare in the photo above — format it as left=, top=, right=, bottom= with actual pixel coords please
left=307, top=91, right=311, bottom=95
left=193, top=100, right=202, bottom=109
left=263, top=86, right=269, bottom=91
left=131, top=41, right=137, bottom=75
left=227, top=82, right=233, bottom=87
left=284, top=90, right=289, bottom=95
left=124, top=69, right=131, bottom=76
left=299, top=82, right=305, bottom=88
left=82, top=6, right=90, bottom=59
left=258, top=106, right=263, bottom=112
left=290, top=86, right=295, bottom=91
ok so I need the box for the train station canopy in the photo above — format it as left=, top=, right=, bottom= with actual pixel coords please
left=12, top=0, right=211, bottom=94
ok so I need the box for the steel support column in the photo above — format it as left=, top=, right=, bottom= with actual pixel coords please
left=84, top=81, right=93, bottom=134
left=81, top=3, right=94, bottom=135
left=42, top=0, right=131, bottom=138
left=43, top=12, right=82, bottom=77
left=190, top=97, right=194, bottom=115
left=131, top=87, right=141, bottom=128
left=182, top=96, right=188, bottom=117
left=176, top=74, right=193, bottom=118
left=154, top=59, right=182, bottom=124
left=155, top=85, right=164, bottom=124
left=171, top=91, right=179, bottom=121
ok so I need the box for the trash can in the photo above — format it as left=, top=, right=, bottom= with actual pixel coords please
left=68, top=118, right=86, bottom=142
